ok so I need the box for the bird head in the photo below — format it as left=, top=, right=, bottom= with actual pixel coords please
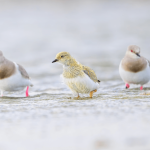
left=126, top=45, right=141, bottom=58
left=52, top=52, right=73, bottom=66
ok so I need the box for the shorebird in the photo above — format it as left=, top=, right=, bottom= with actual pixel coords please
left=119, top=45, right=150, bottom=90
left=52, top=52, right=100, bottom=98
left=0, top=51, right=33, bottom=97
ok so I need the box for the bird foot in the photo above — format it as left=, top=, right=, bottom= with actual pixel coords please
left=26, top=86, right=29, bottom=97
left=74, top=94, right=80, bottom=99
left=90, top=89, right=97, bottom=98
left=140, top=86, right=143, bottom=90
left=125, top=83, right=130, bottom=89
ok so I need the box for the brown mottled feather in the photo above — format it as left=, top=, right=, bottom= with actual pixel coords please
left=81, top=65, right=99, bottom=83
left=56, top=52, right=100, bottom=83
left=17, top=64, right=29, bottom=79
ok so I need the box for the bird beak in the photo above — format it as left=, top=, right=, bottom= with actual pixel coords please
left=52, top=59, right=58, bottom=63
left=136, top=53, right=140, bottom=57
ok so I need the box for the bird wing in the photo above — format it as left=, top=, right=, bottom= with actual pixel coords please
left=148, top=60, right=150, bottom=67
left=144, top=57, right=150, bottom=67
left=81, top=65, right=100, bottom=83
left=17, top=64, right=29, bottom=79
left=0, top=58, right=16, bottom=79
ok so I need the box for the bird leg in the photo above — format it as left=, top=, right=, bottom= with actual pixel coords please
left=140, top=86, right=143, bottom=90
left=90, top=90, right=97, bottom=98
left=74, top=94, right=80, bottom=99
left=77, top=94, right=80, bottom=98
left=125, top=83, right=130, bottom=89
left=1, top=91, right=3, bottom=97
left=76, top=94, right=80, bottom=99
left=26, top=86, right=29, bottom=97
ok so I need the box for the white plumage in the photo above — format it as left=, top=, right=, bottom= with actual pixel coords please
left=62, top=73, right=100, bottom=96
left=0, top=62, right=32, bottom=92
left=119, top=45, right=150, bottom=90
left=0, top=51, right=32, bottom=97
left=119, top=60, right=150, bottom=85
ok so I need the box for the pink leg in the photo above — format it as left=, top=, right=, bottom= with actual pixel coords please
left=140, top=86, right=143, bottom=90
left=26, top=86, right=29, bottom=97
left=126, top=83, right=130, bottom=89
left=1, top=91, right=3, bottom=97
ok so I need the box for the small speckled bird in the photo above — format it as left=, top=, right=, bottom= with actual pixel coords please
left=52, top=52, right=100, bottom=98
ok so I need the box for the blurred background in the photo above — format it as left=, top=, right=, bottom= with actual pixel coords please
left=0, top=0, right=150, bottom=150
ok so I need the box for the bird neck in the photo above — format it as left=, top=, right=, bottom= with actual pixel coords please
left=125, top=52, right=140, bottom=59
left=0, top=56, right=5, bottom=64
left=63, top=58, right=84, bottom=78
left=63, top=57, right=78, bottom=67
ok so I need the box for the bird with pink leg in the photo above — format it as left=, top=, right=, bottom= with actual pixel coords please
left=119, top=45, right=150, bottom=90
left=0, top=51, right=33, bottom=97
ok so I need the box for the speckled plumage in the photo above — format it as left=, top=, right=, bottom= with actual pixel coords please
left=81, top=65, right=99, bottom=83
left=52, top=52, right=100, bottom=98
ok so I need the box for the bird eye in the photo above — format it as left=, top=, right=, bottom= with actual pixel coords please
left=61, top=55, right=64, bottom=58
left=131, top=50, right=133, bottom=52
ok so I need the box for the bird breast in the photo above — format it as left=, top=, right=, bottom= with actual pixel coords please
left=63, top=66, right=84, bottom=78
left=121, top=56, right=147, bottom=73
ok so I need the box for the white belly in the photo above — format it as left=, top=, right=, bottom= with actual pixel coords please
left=119, top=61, right=150, bottom=85
left=62, top=74, right=100, bottom=95
left=0, top=63, right=32, bottom=92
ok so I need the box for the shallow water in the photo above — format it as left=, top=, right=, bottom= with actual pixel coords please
left=0, top=0, right=150, bottom=150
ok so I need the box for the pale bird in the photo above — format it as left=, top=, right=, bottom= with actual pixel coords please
left=0, top=51, right=33, bottom=97
left=52, top=52, right=100, bottom=98
left=119, top=45, right=150, bottom=90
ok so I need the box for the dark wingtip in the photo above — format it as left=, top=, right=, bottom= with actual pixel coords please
left=98, top=80, right=101, bottom=83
